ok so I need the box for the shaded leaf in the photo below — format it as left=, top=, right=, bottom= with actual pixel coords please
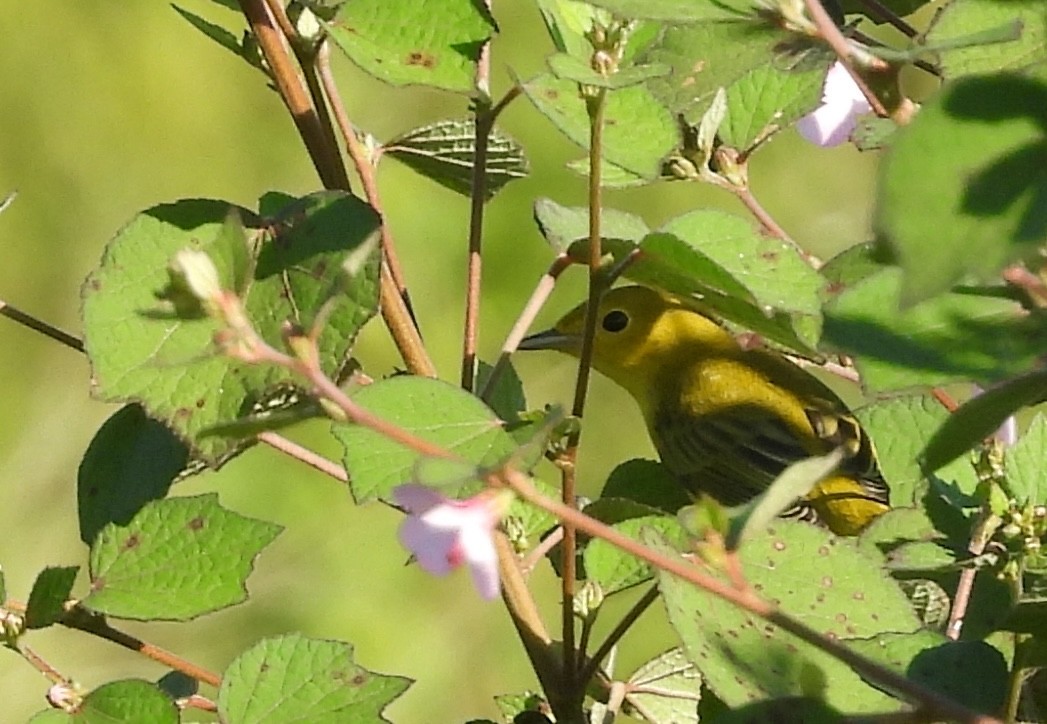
left=921, top=370, right=1047, bottom=473
left=823, top=268, right=1040, bottom=391
left=384, top=119, right=528, bottom=200
left=25, top=567, right=78, bottom=629
left=875, top=75, right=1047, bottom=304
left=82, top=192, right=382, bottom=465
left=78, top=404, right=189, bottom=545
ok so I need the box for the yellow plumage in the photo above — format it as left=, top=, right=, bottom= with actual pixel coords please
left=521, top=285, right=889, bottom=535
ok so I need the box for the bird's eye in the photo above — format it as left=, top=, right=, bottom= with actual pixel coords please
left=602, top=309, right=629, bottom=333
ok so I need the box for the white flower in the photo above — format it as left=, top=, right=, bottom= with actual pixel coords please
left=395, top=484, right=509, bottom=600
left=797, top=62, right=873, bottom=147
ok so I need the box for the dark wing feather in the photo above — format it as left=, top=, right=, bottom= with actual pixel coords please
left=652, top=401, right=888, bottom=520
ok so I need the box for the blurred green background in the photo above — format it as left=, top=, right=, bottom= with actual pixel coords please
left=0, top=3, right=881, bottom=721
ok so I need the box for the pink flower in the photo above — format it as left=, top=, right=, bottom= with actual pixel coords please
left=394, top=484, right=509, bottom=600
left=796, top=62, right=873, bottom=147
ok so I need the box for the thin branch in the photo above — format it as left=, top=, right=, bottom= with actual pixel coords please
left=19, top=644, right=68, bottom=684
left=257, top=431, right=347, bottom=482
left=461, top=7, right=495, bottom=392
left=558, top=88, right=609, bottom=694
left=479, top=254, right=573, bottom=403
left=180, top=695, right=219, bottom=712
left=237, top=0, right=349, bottom=190
left=520, top=525, right=565, bottom=576
left=9, top=600, right=221, bottom=689
left=315, top=43, right=434, bottom=376
left=803, top=0, right=889, bottom=118
left=578, top=585, right=660, bottom=686
left=0, top=299, right=84, bottom=352
left=6, top=308, right=346, bottom=485
left=62, top=606, right=222, bottom=688
left=504, top=469, right=1001, bottom=724
left=494, top=532, right=570, bottom=715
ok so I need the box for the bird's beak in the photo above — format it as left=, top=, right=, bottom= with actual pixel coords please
left=518, top=328, right=580, bottom=352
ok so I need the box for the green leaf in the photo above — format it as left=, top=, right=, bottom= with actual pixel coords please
left=727, top=449, right=845, bottom=549
left=495, top=692, right=545, bottom=722
left=585, top=515, right=684, bottom=594
left=476, top=360, right=527, bottom=423
left=78, top=404, right=189, bottom=545
left=823, top=268, right=1040, bottom=391
left=605, top=210, right=825, bottom=353
left=651, top=521, right=918, bottom=710
left=858, top=507, right=940, bottom=558
left=588, top=0, right=753, bottom=22
left=82, top=192, right=382, bottom=465
left=565, top=157, right=649, bottom=187
left=624, top=648, right=701, bottom=722
left=546, top=53, right=670, bottom=89
left=25, top=567, right=78, bottom=629
left=601, top=458, right=693, bottom=514
left=855, top=394, right=980, bottom=507
left=851, top=116, right=898, bottom=152
left=334, top=376, right=518, bottom=503
left=521, top=73, right=677, bottom=178
left=925, top=0, right=1047, bottom=78
left=219, top=633, right=410, bottom=723
left=849, top=633, right=1007, bottom=714
left=885, top=540, right=959, bottom=572
left=82, top=493, right=282, bottom=620
left=29, top=680, right=178, bottom=724
left=875, top=74, right=1047, bottom=304
left=383, top=119, right=529, bottom=200
left=536, top=0, right=609, bottom=57
left=720, top=60, right=829, bottom=151
left=921, top=370, right=1047, bottom=473
left=819, top=242, right=886, bottom=300
left=532, top=197, right=649, bottom=252
left=324, top=0, right=496, bottom=93
left=173, top=6, right=241, bottom=56
left=897, top=578, right=953, bottom=629
left=1009, top=413, right=1047, bottom=504
left=643, top=19, right=828, bottom=137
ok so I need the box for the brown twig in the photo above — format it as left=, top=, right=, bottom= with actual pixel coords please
left=257, top=431, right=348, bottom=482
left=494, top=532, right=569, bottom=715
left=314, top=43, right=434, bottom=377
left=237, top=0, right=349, bottom=190
left=803, top=0, right=889, bottom=118
left=63, top=606, right=222, bottom=688
left=6, top=600, right=222, bottom=688
left=0, top=299, right=84, bottom=353
left=6, top=311, right=350, bottom=486
left=520, top=525, right=565, bottom=576
left=557, top=88, right=610, bottom=694
left=461, top=3, right=495, bottom=393
left=19, top=644, right=68, bottom=684
left=479, top=254, right=573, bottom=404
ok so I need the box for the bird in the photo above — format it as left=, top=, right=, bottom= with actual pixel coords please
left=519, top=284, right=889, bottom=535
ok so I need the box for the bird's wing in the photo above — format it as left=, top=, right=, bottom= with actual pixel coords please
left=652, top=403, right=818, bottom=506
left=653, top=402, right=889, bottom=512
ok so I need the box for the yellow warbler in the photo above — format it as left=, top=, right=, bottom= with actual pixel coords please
left=520, top=285, right=888, bottom=535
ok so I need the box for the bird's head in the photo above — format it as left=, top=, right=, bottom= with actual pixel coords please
left=519, top=285, right=733, bottom=404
